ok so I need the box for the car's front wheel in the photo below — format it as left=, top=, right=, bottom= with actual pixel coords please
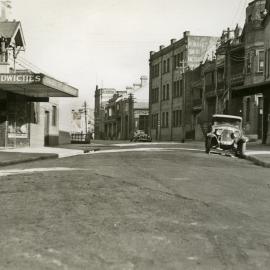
left=205, top=137, right=211, bottom=154
left=237, top=141, right=246, bottom=158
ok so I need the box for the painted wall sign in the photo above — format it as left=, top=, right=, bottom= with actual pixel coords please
left=0, top=74, right=42, bottom=84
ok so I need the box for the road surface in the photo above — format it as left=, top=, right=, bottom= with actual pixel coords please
left=0, top=144, right=270, bottom=269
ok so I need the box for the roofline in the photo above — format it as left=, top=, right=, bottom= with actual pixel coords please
left=149, top=35, right=219, bottom=61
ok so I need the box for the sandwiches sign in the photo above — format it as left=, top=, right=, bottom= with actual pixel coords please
left=0, top=74, right=42, bottom=84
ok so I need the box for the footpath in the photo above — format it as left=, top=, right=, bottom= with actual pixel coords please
left=0, top=140, right=270, bottom=168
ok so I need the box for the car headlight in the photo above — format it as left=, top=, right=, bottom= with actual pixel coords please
left=216, top=129, right=223, bottom=136
left=233, top=131, right=240, bottom=138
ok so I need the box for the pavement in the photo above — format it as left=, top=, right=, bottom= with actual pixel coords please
left=0, top=140, right=270, bottom=167
left=0, top=146, right=85, bottom=166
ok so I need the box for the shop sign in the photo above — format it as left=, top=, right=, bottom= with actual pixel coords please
left=0, top=74, right=42, bottom=84
left=8, top=132, right=28, bottom=139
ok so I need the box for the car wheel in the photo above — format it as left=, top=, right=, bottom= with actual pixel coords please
left=237, top=141, right=246, bottom=158
left=205, top=137, right=211, bottom=154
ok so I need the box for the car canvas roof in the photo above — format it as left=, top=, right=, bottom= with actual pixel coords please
left=212, top=114, right=242, bottom=121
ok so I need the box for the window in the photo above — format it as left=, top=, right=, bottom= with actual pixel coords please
left=151, top=87, right=159, bottom=103
left=162, top=85, right=166, bottom=100
left=247, top=52, right=251, bottom=74
left=166, top=84, right=170, bottom=100
left=167, top=58, right=170, bottom=72
left=161, top=112, right=169, bottom=128
left=246, top=97, right=250, bottom=122
left=173, top=110, right=182, bottom=127
left=152, top=63, right=160, bottom=78
left=258, top=50, right=264, bottom=73
left=163, top=58, right=170, bottom=73
left=163, top=60, right=166, bottom=73
left=52, top=105, right=57, bottom=126
left=173, top=80, right=182, bottom=98
left=162, top=84, right=170, bottom=100
left=151, top=114, right=158, bottom=129
left=268, top=49, right=270, bottom=78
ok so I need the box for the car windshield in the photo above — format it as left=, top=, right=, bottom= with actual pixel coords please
left=212, top=117, right=242, bottom=128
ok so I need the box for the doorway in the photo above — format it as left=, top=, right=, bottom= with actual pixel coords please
left=44, top=111, right=50, bottom=146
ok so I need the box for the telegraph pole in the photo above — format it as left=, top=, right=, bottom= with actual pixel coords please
left=83, top=101, right=88, bottom=134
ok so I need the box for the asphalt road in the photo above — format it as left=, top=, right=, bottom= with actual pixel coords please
left=0, top=144, right=270, bottom=269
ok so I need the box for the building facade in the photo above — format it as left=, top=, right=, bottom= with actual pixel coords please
left=0, top=20, right=78, bottom=148
left=263, top=0, right=270, bottom=143
left=170, top=0, right=270, bottom=143
left=103, top=77, right=149, bottom=140
left=94, top=87, right=121, bottom=139
left=149, top=31, right=219, bottom=141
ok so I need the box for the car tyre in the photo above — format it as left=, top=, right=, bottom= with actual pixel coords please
left=237, top=141, right=246, bottom=158
left=205, top=137, right=211, bottom=154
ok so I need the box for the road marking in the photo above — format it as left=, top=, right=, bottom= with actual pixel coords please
left=171, top=177, right=189, bottom=181
left=88, top=147, right=204, bottom=155
left=187, top=256, right=199, bottom=261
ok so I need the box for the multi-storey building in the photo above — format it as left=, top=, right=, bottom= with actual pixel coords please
left=180, top=0, right=270, bottom=143
left=103, top=76, right=149, bottom=140
left=149, top=31, right=219, bottom=141
left=94, top=87, right=119, bottom=139
left=231, top=0, right=267, bottom=142
left=263, top=0, right=270, bottom=143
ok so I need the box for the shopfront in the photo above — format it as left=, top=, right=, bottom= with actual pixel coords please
left=0, top=73, right=78, bottom=148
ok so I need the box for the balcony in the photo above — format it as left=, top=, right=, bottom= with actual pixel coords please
left=231, top=73, right=244, bottom=87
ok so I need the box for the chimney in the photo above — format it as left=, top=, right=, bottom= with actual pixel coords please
left=159, top=45, right=165, bottom=51
left=183, top=31, right=190, bottom=38
left=140, top=75, right=148, bottom=87
left=171, top=39, right=177, bottom=44
left=0, top=1, right=12, bottom=22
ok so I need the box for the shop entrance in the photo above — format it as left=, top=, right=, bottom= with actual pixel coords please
left=44, top=111, right=50, bottom=146
left=0, top=99, right=7, bottom=147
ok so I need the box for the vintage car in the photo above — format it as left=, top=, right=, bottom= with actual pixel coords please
left=130, top=130, right=152, bottom=142
left=205, top=114, right=248, bottom=157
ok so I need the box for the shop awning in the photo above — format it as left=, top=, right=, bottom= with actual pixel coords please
left=0, top=73, right=78, bottom=98
left=232, top=80, right=270, bottom=97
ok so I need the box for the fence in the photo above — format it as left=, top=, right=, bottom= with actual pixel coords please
left=71, top=133, right=91, bottom=144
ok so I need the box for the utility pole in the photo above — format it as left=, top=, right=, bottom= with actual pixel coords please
left=83, top=101, right=88, bottom=134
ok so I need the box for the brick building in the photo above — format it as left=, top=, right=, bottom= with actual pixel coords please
left=94, top=87, right=122, bottom=139
left=103, top=76, right=149, bottom=140
left=0, top=21, right=78, bottom=148
left=263, top=0, right=270, bottom=143
left=149, top=31, right=219, bottom=141
left=177, top=0, right=270, bottom=143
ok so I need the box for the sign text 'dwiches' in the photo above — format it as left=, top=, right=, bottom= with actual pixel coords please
left=0, top=74, right=42, bottom=83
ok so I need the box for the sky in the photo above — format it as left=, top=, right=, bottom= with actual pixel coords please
left=11, top=0, right=251, bottom=110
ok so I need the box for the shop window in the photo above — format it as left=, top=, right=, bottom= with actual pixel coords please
left=52, top=105, right=57, bottom=126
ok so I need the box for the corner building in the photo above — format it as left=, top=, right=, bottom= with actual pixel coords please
left=149, top=31, right=218, bottom=141
left=0, top=21, right=78, bottom=148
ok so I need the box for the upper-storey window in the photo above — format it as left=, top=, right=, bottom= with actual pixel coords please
left=163, top=58, right=170, bottom=73
left=246, top=52, right=252, bottom=74
left=152, top=63, right=160, bottom=78
left=258, top=50, right=264, bottom=73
